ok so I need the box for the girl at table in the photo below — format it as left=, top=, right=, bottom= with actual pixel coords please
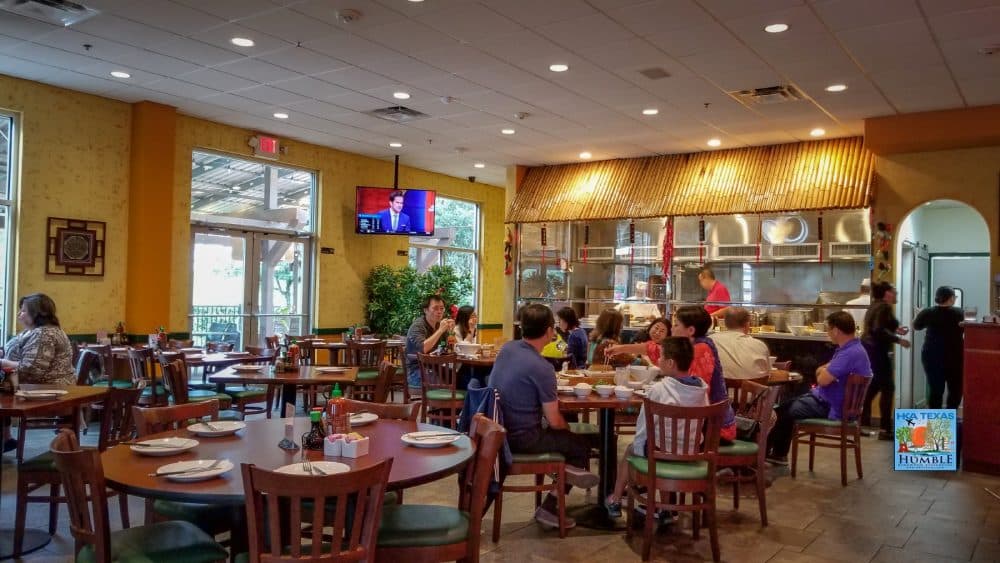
left=671, top=305, right=736, bottom=443
left=454, top=305, right=478, bottom=343
left=605, top=317, right=670, bottom=367
left=1, top=293, right=74, bottom=451
left=556, top=307, right=588, bottom=368
left=588, top=309, right=634, bottom=368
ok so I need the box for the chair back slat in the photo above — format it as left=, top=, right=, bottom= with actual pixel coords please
left=842, top=373, right=872, bottom=424
left=167, top=339, right=194, bottom=350
left=725, top=375, right=769, bottom=408
left=75, top=349, right=102, bottom=386
left=87, top=344, right=114, bottom=379
left=644, top=399, right=728, bottom=463
left=127, top=348, right=156, bottom=385
left=51, top=429, right=112, bottom=562
left=459, top=414, right=506, bottom=551
left=417, top=353, right=460, bottom=394
left=97, top=387, right=143, bottom=451
left=264, top=336, right=279, bottom=350
left=157, top=357, right=188, bottom=404
left=346, top=340, right=386, bottom=370
left=340, top=398, right=419, bottom=421
left=206, top=341, right=235, bottom=353
left=133, top=400, right=220, bottom=436
left=241, top=458, right=393, bottom=562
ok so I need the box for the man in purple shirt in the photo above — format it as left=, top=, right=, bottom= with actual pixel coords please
left=766, top=311, right=872, bottom=465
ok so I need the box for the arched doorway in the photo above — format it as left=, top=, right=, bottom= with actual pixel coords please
left=894, top=199, right=990, bottom=409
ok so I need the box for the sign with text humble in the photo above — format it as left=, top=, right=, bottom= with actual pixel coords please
left=893, top=409, right=958, bottom=471
left=249, top=134, right=281, bottom=160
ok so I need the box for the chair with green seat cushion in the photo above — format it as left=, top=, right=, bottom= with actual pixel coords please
left=93, top=380, right=136, bottom=389
left=493, top=450, right=569, bottom=542
left=717, top=382, right=780, bottom=526
left=224, top=385, right=274, bottom=419
left=377, top=414, right=506, bottom=563
left=791, top=373, right=872, bottom=487
left=240, top=457, right=392, bottom=562
left=346, top=339, right=386, bottom=402
left=151, top=500, right=236, bottom=537
left=49, top=429, right=228, bottom=563
left=417, top=353, right=465, bottom=428
left=625, top=399, right=729, bottom=562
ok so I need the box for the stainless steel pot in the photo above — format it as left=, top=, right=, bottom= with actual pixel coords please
left=786, top=308, right=812, bottom=327
left=769, top=312, right=789, bottom=333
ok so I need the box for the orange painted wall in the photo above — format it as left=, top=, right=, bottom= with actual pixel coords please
left=866, top=104, right=1000, bottom=155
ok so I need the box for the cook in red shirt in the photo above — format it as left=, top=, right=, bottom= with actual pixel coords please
left=698, top=267, right=731, bottom=319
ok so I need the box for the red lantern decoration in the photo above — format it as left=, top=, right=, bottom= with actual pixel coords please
left=662, top=217, right=674, bottom=282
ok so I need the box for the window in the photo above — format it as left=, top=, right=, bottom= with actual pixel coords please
left=0, top=113, right=16, bottom=345
left=409, top=196, right=479, bottom=306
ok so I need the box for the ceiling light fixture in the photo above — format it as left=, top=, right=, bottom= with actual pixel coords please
left=764, top=23, right=789, bottom=33
left=109, top=70, right=130, bottom=79
left=707, top=138, right=721, bottom=147
left=388, top=142, right=403, bottom=148
left=230, top=37, right=255, bottom=47
left=273, top=112, right=289, bottom=119
left=474, top=163, right=486, bottom=169
left=579, top=151, right=592, bottom=159
left=825, top=83, right=847, bottom=92
left=393, top=91, right=410, bottom=100
left=501, top=128, right=515, bottom=135
left=810, top=128, right=826, bottom=137
left=642, top=108, right=659, bottom=116
left=549, top=63, right=569, bottom=72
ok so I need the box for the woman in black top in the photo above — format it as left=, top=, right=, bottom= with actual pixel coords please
left=861, top=282, right=910, bottom=439
left=913, top=286, right=964, bottom=409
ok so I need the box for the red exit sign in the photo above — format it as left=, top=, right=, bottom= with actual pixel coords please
left=250, top=134, right=281, bottom=160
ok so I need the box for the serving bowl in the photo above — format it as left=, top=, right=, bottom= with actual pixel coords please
left=812, top=322, right=827, bottom=331
left=455, top=342, right=481, bottom=356
left=788, top=325, right=809, bottom=336
left=595, top=384, right=615, bottom=398
left=556, top=377, right=570, bottom=387
left=613, top=386, right=634, bottom=400
left=573, top=383, right=592, bottom=398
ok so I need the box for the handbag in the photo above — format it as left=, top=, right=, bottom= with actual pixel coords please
left=735, top=415, right=760, bottom=442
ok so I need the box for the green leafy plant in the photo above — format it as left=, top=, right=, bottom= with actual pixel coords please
left=364, top=264, right=472, bottom=336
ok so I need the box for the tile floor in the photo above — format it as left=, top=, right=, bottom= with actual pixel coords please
left=2, top=419, right=998, bottom=562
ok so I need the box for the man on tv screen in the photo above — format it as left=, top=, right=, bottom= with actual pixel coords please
left=375, top=190, right=411, bottom=233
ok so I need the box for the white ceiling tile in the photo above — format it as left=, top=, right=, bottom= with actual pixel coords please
left=171, top=0, right=282, bottom=21
left=269, top=76, right=352, bottom=99
left=292, top=0, right=407, bottom=29
left=646, top=23, right=743, bottom=58
left=233, top=85, right=309, bottom=105
left=363, top=83, right=434, bottom=105
left=533, top=13, right=634, bottom=50
left=481, top=0, right=597, bottom=26
left=606, top=0, right=715, bottom=36
left=407, top=72, right=492, bottom=97
left=239, top=8, right=340, bottom=43
left=723, top=5, right=827, bottom=40
left=0, top=34, right=23, bottom=52
left=881, top=79, right=966, bottom=113
left=836, top=19, right=944, bottom=72
left=359, top=56, right=441, bottom=84
left=417, top=3, right=524, bottom=43
left=456, top=63, right=547, bottom=90
left=188, top=23, right=291, bottom=55
left=696, top=0, right=805, bottom=20
left=355, top=20, right=457, bottom=53
left=304, top=31, right=400, bottom=67
left=72, top=14, right=181, bottom=48
left=200, top=92, right=270, bottom=112
left=33, top=28, right=143, bottom=60
left=325, top=91, right=389, bottom=111
left=939, top=35, right=1000, bottom=79
left=150, top=36, right=246, bottom=66
left=254, top=46, right=351, bottom=76
left=811, top=0, right=922, bottom=31
left=444, top=111, right=510, bottom=128
left=473, top=30, right=566, bottom=64
left=315, top=66, right=390, bottom=91
left=103, top=1, right=229, bottom=35
left=30, top=68, right=121, bottom=96
left=918, top=0, right=1000, bottom=16
left=958, top=75, right=1000, bottom=106
left=411, top=44, right=500, bottom=74
left=213, top=57, right=301, bottom=83
left=5, top=42, right=100, bottom=71
left=0, top=12, right=61, bottom=40
left=144, top=77, right=223, bottom=99
left=177, top=68, right=258, bottom=91
left=284, top=98, right=354, bottom=118
left=928, top=6, right=1000, bottom=41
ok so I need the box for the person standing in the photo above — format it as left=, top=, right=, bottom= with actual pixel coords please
left=698, top=267, right=731, bottom=319
left=844, top=278, right=871, bottom=332
left=861, top=281, right=910, bottom=440
left=375, top=190, right=411, bottom=233
left=404, top=295, right=455, bottom=393
left=491, top=304, right=599, bottom=529
left=767, top=312, right=872, bottom=465
left=912, top=286, right=964, bottom=409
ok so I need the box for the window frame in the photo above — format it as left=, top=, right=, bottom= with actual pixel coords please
left=408, top=195, right=481, bottom=308
left=0, top=110, right=19, bottom=344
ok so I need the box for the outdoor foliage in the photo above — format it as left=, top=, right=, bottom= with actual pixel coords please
left=365, top=264, right=472, bottom=336
left=924, top=418, right=953, bottom=452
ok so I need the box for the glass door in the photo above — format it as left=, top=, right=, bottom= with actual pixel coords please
left=190, top=228, right=311, bottom=348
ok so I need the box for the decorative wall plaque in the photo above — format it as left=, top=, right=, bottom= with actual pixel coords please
left=46, top=217, right=105, bottom=276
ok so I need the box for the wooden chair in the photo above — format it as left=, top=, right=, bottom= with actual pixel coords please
left=341, top=398, right=420, bottom=422
left=241, top=458, right=392, bottom=562
left=225, top=349, right=275, bottom=418
left=772, top=361, right=792, bottom=371
left=13, top=388, right=141, bottom=556
left=417, top=353, right=465, bottom=428
left=49, top=429, right=228, bottom=563
left=724, top=375, right=770, bottom=406
left=206, top=341, right=235, bottom=353
left=626, top=400, right=729, bottom=562
left=129, top=348, right=166, bottom=405
left=264, top=335, right=280, bottom=350
left=350, top=359, right=393, bottom=403
left=385, top=343, right=409, bottom=402
left=158, top=356, right=235, bottom=412
left=87, top=344, right=115, bottom=380
left=167, top=339, right=194, bottom=349
left=132, top=399, right=220, bottom=436
left=492, top=451, right=569, bottom=542
left=75, top=349, right=102, bottom=386
left=717, top=382, right=780, bottom=526
left=791, top=374, right=872, bottom=487
left=376, top=414, right=506, bottom=563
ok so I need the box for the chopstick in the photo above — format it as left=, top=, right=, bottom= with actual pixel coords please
left=124, top=441, right=181, bottom=448
left=409, top=432, right=461, bottom=440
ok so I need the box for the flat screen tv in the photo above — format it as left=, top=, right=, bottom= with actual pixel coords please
left=355, top=186, right=435, bottom=236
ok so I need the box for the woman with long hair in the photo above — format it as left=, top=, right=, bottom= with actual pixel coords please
left=454, top=305, right=478, bottom=343
left=671, top=305, right=736, bottom=443
left=588, top=309, right=633, bottom=367
left=913, top=286, right=964, bottom=409
left=556, top=307, right=588, bottom=368
left=606, top=317, right=670, bottom=366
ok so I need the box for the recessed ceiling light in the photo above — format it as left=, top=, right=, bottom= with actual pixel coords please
left=393, top=91, right=411, bottom=100
left=549, top=63, right=569, bottom=72
left=473, top=163, right=486, bottom=169
left=388, top=142, right=403, bottom=148
left=273, top=112, right=289, bottom=119
left=579, top=151, right=592, bottom=159
left=810, top=128, right=826, bottom=137
left=825, top=83, right=848, bottom=92
left=109, top=70, right=131, bottom=79
left=642, top=108, right=659, bottom=116
left=501, top=128, right=515, bottom=135
left=764, top=23, right=789, bottom=33
left=707, top=138, right=722, bottom=147
left=230, top=37, right=255, bottom=47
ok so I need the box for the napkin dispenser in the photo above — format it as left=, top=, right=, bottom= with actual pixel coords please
left=325, top=433, right=369, bottom=458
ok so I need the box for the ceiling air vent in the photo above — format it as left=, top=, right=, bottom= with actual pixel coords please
left=638, top=67, right=671, bottom=80
left=364, top=106, right=429, bottom=123
left=0, top=0, right=99, bottom=26
left=730, top=84, right=804, bottom=106
left=716, top=244, right=758, bottom=261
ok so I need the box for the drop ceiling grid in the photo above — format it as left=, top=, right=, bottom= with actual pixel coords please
left=0, top=0, right=995, bottom=186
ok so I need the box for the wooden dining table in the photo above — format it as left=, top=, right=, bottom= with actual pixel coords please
left=0, top=384, right=110, bottom=559
left=311, top=338, right=405, bottom=366
left=208, top=365, right=359, bottom=416
left=558, top=391, right=643, bottom=529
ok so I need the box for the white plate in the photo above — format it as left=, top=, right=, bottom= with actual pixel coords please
left=187, top=420, right=246, bottom=437
left=401, top=431, right=462, bottom=448
left=158, top=459, right=234, bottom=482
left=16, top=389, right=68, bottom=401
left=349, top=412, right=379, bottom=426
left=225, top=352, right=251, bottom=357
left=557, top=385, right=575, bottom=395
left=634, top=389, right=648, bottom=398
left=315, top=367, right=347, bottom=373
left=130, top=437, right=199, bottom=456
left=179, top=347, right=204, bottom=353
left=231, top=364, right=263, bottom=372
left=558, top=371, right=584, bottom=378
left=274, top=461, right=351, bottom=476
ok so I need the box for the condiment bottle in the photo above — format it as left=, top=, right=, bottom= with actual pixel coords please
left=303, top=409, right=325, bottom=450
left=328, top=383, right=350, bottom=435
left=288, top=339, right=300, bottom=366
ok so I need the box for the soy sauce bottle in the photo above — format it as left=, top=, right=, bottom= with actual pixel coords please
left=302, top=409, right=325, bottom=450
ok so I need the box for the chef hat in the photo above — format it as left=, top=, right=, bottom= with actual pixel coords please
left=860, top=278, right=871, bottom=288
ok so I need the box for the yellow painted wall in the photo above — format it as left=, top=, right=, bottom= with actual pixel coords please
left=171, top=116, right=507, bottom=334
left=0, top=74, right=131, bottom=334
left=872, top=145, right=1000, bottom=279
